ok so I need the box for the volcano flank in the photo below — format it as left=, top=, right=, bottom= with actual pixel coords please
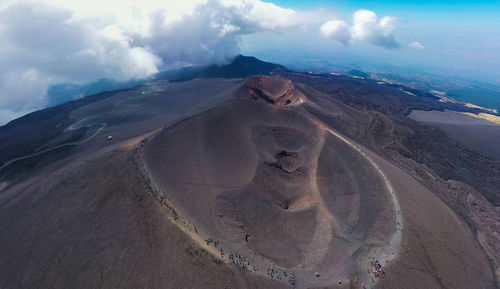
left=0, top=57, right=497, bottom=289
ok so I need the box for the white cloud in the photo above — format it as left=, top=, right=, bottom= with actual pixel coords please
left=0, top=2, right=403, bottom=125
left=320, top=20, right=351, bottom=44
left=0, top=68, right=48, bottom=122
left=320, top=9, right=400, bottom=49
left=408, top=41, right=425, bottom=49
left=0, top=0, right=301, bottom=125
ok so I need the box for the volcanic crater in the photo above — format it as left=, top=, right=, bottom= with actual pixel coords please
left=241, top=75, right=306, bottom=106
left=141, top=76, right=399, bottom=287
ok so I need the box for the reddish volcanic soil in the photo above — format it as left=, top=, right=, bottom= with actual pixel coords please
left=241, top=75, right=306, bottom=106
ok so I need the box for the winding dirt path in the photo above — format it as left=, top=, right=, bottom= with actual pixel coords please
left=308, top=117, right=403, bottom=288
left=0, top=123, right=106, bottom=171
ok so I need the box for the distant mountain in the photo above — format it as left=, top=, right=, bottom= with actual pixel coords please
left=198, top=55, right=288, bottom=78
left=156, top=55, right=288, bottom=81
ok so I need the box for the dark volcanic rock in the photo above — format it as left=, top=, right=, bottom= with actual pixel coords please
left=156, top=55, right=288, bottom=81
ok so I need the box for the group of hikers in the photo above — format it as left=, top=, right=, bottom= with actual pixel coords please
left=205, top=238, right=228, bottom=260
left=229, top=251, right=252, bottom=270
left=266, top=267, right=296, bottom=286
left=369, top=257, right=385, bottom=279
left=206, top=238, right=257, bottom=272
left=204, top=236, right=299, bottom=286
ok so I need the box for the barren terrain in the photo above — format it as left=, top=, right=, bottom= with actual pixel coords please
left=0, top=59, right=498, bottom=289
left=409, top=109, right=500, bottom=160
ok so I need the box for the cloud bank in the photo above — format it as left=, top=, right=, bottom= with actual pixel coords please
left=0, top=1, right=402, bottom=125
left=0, top=0, right=300, bottom=124
left=408, top=41, right=425, bottom=49
left=320, top=10, right=400, bottom=49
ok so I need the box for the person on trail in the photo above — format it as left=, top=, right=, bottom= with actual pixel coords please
left=289, top=272, right=296, bottom=285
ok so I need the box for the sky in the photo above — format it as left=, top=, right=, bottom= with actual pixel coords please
left=0, top=0, right=499, bottom=124
left=242, top=0, right=500, bottom=78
